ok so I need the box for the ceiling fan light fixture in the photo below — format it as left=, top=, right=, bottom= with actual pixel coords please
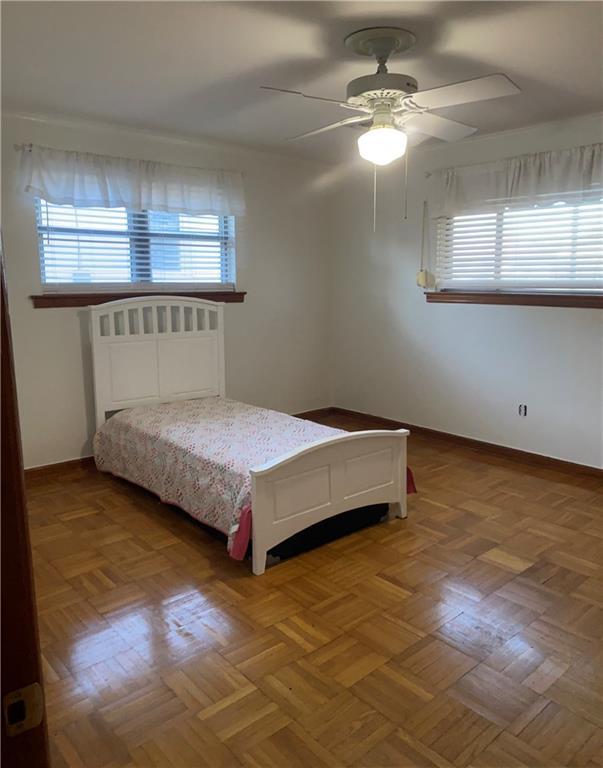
left=357, top=125, right=408, bottom=166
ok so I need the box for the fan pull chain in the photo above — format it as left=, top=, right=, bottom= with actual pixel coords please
left=373, top=163, right=377, bottom=233
left=403, top=145, right=409, bottom=221
left=372, top=144, right=409, bottom=233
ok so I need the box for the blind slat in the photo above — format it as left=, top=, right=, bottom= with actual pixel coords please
left=436, top=196, right=603, bottom=292
left=36, top=199, right=235, bottom=287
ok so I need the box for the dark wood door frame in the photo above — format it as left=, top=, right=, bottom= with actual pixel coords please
left=1, top=244, right=50, bottom=766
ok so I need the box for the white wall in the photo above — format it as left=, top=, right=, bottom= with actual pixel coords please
left=3, top=112, right=602, bottom=470
left=2, top=114, right=333, bottom=468
left=330, top=113, right=603, bottom=468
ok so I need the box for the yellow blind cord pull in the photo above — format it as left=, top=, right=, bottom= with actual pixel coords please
left=417, top=199, right=434, bottom=288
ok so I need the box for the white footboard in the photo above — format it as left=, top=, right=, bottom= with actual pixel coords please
left=250, top=429, right=408, bottom=575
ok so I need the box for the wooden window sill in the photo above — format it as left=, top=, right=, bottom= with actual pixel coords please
left=30, top=291, right=247, bottom=308
left=425, top=292, right=603, bottom=309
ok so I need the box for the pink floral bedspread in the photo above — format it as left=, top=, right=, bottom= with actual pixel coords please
left=93, top=398, right=345, bottom=556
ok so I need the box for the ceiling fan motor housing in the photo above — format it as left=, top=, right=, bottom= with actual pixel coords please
left=347, top=73, right=418, bottom=104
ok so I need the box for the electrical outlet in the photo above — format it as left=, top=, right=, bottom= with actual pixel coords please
left=518, top=404, right=528, bottom=417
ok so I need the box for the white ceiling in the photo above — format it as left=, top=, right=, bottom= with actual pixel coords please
left=2, top=1, right=602, bottom=161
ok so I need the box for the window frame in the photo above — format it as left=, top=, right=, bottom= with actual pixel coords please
left=34, top=198, right=237, bottom=294
left=429, top=194, right=602, bottom=308
left=424, top=291, right=602, bottom=308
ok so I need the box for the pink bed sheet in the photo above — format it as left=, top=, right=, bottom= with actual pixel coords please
left=93, top=397, right=416, bottom=561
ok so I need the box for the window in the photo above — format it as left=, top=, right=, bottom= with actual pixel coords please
left=35, top=199, right=235, bottom=290
left=435, top=197, right=603, bottom=294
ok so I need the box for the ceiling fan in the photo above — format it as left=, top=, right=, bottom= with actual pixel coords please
left=261, top=26, right=521, bottom=165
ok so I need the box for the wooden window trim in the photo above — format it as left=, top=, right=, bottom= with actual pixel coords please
left=425, top=292, right=603, bottom=309
left=30, top=291, right=246, bottom=308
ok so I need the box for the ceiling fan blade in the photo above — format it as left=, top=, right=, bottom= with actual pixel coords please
left=288, top=115, right=370, bottom=141
left=343, top=119, right=372, bottom=132
left=261, top=85, right=343, bottom=105
left=406, top=73, right=520, bottom=111
left=402, top=112, right=477, bottom=142
left=260, top=86, right=370, bottom=113
left=406, top=131, right=432, bottom=147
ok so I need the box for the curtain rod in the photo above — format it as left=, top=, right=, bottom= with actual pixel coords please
left=424, top=141, right=601, bottom=180
left=15, top=141, right=435, bottom=174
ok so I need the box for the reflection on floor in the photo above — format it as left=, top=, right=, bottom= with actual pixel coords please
left=27, top=411, right=603, bottom=767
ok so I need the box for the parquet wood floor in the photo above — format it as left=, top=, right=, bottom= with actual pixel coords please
left=26, top=412, right=603, bottom=767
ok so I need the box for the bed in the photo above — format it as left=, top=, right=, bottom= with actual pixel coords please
left=90, top=296, right=409, bottom=574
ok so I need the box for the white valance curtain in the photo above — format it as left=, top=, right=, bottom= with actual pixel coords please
left=18, top=144, right=246, bottom=217
left=428, top=142, right=602, bottom=218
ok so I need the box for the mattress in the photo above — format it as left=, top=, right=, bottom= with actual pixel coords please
left=93, top=397, right=345, bottom=558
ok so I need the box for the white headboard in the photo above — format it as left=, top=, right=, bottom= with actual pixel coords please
left=89, top=296, right=225, bottom=428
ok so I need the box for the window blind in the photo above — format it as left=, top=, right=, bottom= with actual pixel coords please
left=435, top=197, right=603, bottom=292
left=35, top=199, right=235, bottom=289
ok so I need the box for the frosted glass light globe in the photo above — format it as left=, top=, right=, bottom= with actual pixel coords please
left=357, top=126, right=408, bottom=166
